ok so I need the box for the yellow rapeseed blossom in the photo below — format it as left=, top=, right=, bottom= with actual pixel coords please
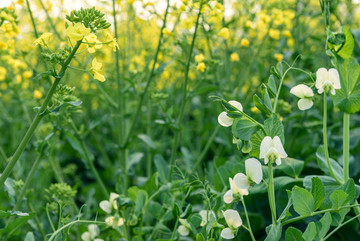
left=162, top=27, right=172, bottom=36
left=219, top=27, right=230, bottom=40
left=251, top=106, right=260, bottom=114
left=240, top=38, right=249, bottom=47
left=197, top=62, right=206, bottom=72
left=0, top=41, right=8, bottom=49
left=23, top=70, right=33, bottom=79
left=90, top=58, right=105, bottom=82
left=104, top=30, right=119, bottom=52
left=83, top=33, right=102, bottom=53
left=274, top=53, right=283, bottom=62
left=65, top=23, right=91, bottom=41
left=230, top=53, right=239, bottom=62
left=0, top=67, right=7, bottom=81
left=34, top=89, right=43, bottom=99
left=195, top=54, right=204, bottom=62
left=15, top=74, right=21, bottom=83
left=269, top=29, right=280, bottom=40
left=283, top=30, right=291, bottom=38
left=34, top=32, right=53, bottom=47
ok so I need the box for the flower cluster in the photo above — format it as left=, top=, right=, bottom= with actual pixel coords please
left=99, top=192, right=125, bottom=229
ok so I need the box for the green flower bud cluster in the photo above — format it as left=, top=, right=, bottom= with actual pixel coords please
left=66, top=7, right=111, bottom=32
left=45, top=183, right=77, bottom=206
left=0, top=7, right=18, bottom=25
left=52, top=84, right=80, bottom=107
left=42, top=47, right=71, bottom=65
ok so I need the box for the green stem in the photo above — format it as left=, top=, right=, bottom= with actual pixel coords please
left=48, top=220, right=106, bottom=241
left=273, top=66, right=292, bottom=113
left=268, top=163, right=277, bottom=225
left=0, top=40, right=82, bottom=188
left=112, top=0, right=127, bottom=193
left=343, top=113, right=350, bottom=181
left=122, top=0, right=170, bottom=148
left=282, top=204, right=360, bottom=225
left=322, top=214, right=360, bottom=241
left=323, top=94, right=341, bottom=183
left=169, top=0, right=204, bottom=180
left=241, top=197, right=256, bottom=241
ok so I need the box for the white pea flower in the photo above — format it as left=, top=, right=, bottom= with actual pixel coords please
left=199, top=210, right=217, bottom=226
left=218, top=100, right=243, bottom=127
left=99, top=192, right=120, bottom=214
left=224, top=177, right=249, bottom=204
left=233, top=158, right=263, bottom=190
left=81, top=224, right=104, bottom=241
left=260, top=136, right=287, bottom=165
left=105, top=216, right=124, bottom=229
left=178, top=218, right=191, bottom=236
left=290, top=84, right=314, bottom=110
left=315, top=68, right=341, bottom=95
left=220, top=209, right=242, bottom=239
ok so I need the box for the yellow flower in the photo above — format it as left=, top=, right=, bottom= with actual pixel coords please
left=34, top=32, right=53, bottom=47
left=15, top=75, right=21, bottom=83
left=23, top=70, right=33, bottom=79
left=269, top=29, right=280, bottom=40
left=0, top=41, right=8, bottom=50
left=83, top=33, right=102, bottom=53
left=34, top=90, right=43, bottom=99
left=0, top=66, right=7, bottom=81
left=274, top=53, right=283, bottom=62
left=65, top=23, right=91, bottom=41
left=197, top=62, right=206, bottom=72
left=162, top=27, right=172, bottom=36
left=251, top=106, right=260, bottom=114
left=219, top=27, right=230, bottom=40
left=90, top=58, right=105, bottom=82
left=230, top=53, right=239, bottom=62
left=240, top=38, right=249, bottom=47
left=283, top=30, right=291, bottom=38
left=195, top=54, right=204, bottom=62
left=245, top=20, right=255, bottom=28
left=104, top=30, right=119, bottom=52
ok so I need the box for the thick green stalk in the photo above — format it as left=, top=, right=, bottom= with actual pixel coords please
left=0, top=40, right=82, bottom=188
left=343, top=113, right=350, bottom=181
left=169, top=0, right=204, bottom=180
left=268, top=163, right=277, bottom=225
left=323, top=94, right=340, bottom=183
left=241, top=197, right=256, bottom=241
left=112, top=0, right=127, bottom=193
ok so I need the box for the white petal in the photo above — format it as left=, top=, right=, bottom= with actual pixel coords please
left=224, top=189, right=234, bottom=204
left=109, top=192, right=120, bottom=210
left=88, top=224, right=99, bottom=239
left=245, top=158, right=263, bottom=184
left=81, top=232, right=91, bottom=241
left=228, top=100, right=243, bottom=112
left=179, top=218, right=191, bottom=229
left=264, top=156, right=269, bottom=165
left=218, top=112, right=234, bottom=127
left=276, top=156, right=282, bottom=165
left=328, top=68, right=341, bottom=89
left=221, top=228, right=235, bottom=239
left=330, top=88, right=336, bottom=95
left=233, top=173, right=250, bottom=189
left=260, top=136, right=273, bottom=159
left=178, top=225, right=190, bottom=236
left=94, top=239, right=104, bottom=241
left=99, top=200, right=112, bottom=214
left=230, top=177, right=249, bottom=196
left=316, top=68, right=328, bottom=89
left=290, top=84, right=313, bottom=98
left=273, top=136, right=287, bottom=158
left=199, top=210, right=216, bottom=226
left=223, top=209, right=242, bottom=228
left=297, top=98, right=313, bottom=110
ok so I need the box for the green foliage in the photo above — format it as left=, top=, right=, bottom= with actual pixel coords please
left=292, top=186, right=315, bottom=216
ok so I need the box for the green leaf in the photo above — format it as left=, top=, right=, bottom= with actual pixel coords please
left=249, top=129, right=266, bottom=158
left=302, top=222, right=316, bottom=241
left=285, top=227, right=304, bottom=241
left=292, top=186, right=315, bottom=216
left=277, top=157, right=304, bottom=178
left=24, top=232, right=35, bottom=241
left=338, top=178, right=356, bottom=204
left=172, top=204, right=180, bottom=218
left=265, top=223, right=282, bottom=241
left=311, top=177, right=325, bottom=210
left=138, top=134, right=156, bottom=149
left=317, top=212, right=332, bottom=239
left=50, top=101, right=82, bottom=113
left=264, top=114, right=285, bottom=144
left=180, top=204, right=192, bottom=219
left=330, top=189, right=348, bottom=209
left=254, top=94, right=271, bottom=115
left=316, top=146, right=344, bottom=183
left=154, top=154, right=169, bottom=183
left=262, top=85, right=273, bottom=113
left=337, top=26, right=354, bottom=59
left=241, top=140, right=252, bottom=153
left=232, top=118, right=258, bottom=141
left=127, top=152, right=144, bottom=172
left=134, top=190, right=148, bottom=217
left=196, top=233, right=205, bottom=241
left=332, top=57, right=360, bottom=113
left=267, top=74, right=277, bottom=96
left=0, top=210, right=29, bottom=218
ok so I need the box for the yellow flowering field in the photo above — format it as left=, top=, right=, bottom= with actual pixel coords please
left=1, top=0, right=360, bottom=240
